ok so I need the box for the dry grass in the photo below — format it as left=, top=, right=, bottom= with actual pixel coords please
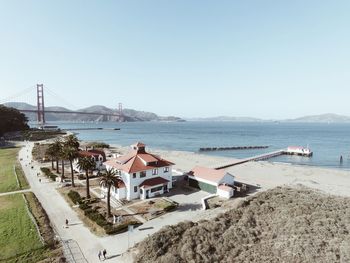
left=134, top=186, right=350, bottom=263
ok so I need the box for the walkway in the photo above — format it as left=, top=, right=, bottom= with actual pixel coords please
left=0, top=189, right=32, bottom=197
left=18, top=141, right=226, bottom=262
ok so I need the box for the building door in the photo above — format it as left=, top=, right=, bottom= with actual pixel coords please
left=164, top=184, right=168, bottom=192
left=146, top=190, right=149, bottom=199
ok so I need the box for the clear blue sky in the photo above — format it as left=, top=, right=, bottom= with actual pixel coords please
left=1, top=0, right=350, bottom=119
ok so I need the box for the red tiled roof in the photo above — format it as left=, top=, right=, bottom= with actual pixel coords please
left=104, top=144, right=174, bottom=173
left=79, top=150, right=106, bottom=161
left=189, top=166, right=231, bottom=184
left=138, top=153, right=158, bottom=163
left=139, top=177, right=169, bottom=188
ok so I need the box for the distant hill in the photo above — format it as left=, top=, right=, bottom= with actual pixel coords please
left=188, top=113, right=350, bottom=123
left=187, top=116, right=263, bottom=122
left=3, top=102, right=184, bottom=122
left=286, top=113, right=350, bottom=123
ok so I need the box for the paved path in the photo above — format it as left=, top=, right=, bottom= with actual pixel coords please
left=18, top=141, right=226, bottom=262
left=0, top=189, right=32, bottom=197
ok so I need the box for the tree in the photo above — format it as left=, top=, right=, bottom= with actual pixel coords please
left=45, top=144, right=56, bottom=170
left=77, top=157, right=95, bottom=198
left=99, top=169, right=121, bottom=217
left=64, top=135, right=80, bottom=149
left=63, top=135, right=80, bottom=187
left=0, top=105, right=29, bottom=136
left=59, top=147, right=66, bottom=182
left=51, top=139, right=62, bottom=174
left=62, top=146, right=79, bottom=187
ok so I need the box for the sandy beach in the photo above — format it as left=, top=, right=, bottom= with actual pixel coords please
left=111, top=143, right=350, bottom=198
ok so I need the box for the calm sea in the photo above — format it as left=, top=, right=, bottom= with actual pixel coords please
left=36, top=121, right=350, bottom=170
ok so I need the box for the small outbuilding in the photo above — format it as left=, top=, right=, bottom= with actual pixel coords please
left=188, top=166, right=235, bottom=199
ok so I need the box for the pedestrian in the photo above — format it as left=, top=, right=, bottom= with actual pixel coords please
left=103, top=249, right=107, bottom=260
left=98, top=250, right=102, bottom=261
left=65, top=219, right=69, bottom=227
left=39, top=178, right=41, bottom=183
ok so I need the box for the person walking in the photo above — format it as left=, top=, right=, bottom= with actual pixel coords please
left=103, top=249, right=107, bottom=260
left=65, top=219, right=69, bottom=228
left=98, top=250, right=102, bottom=261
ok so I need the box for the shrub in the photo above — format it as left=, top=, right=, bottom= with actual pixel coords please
left=40, top=167, right=57, bottom=181
left=104, top=221, right=139, bottom=235
left=164, top=204, right=177, bottom=212
left=79, top=203, right=91, bottom=210
left=68, top=190, right=82, bottom=204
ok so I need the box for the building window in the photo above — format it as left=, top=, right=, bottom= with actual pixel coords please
left=151, top=186, right=163, bottom=193
left=152, top=168, right=158, bottom=175
left=133, top=173, right=136, bottom=178
left=140, top=171, right=146, bottom=178
left=134, top=186, right=138, bottom=192
left=164, top=167, right=169, bottom=173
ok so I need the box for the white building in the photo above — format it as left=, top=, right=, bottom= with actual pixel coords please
left=103, top=142, right=174, bottom=201
left=73, top=149, right=107, bottom=173
left=188, top=166, right=235, bottom=199
left=286, top=146, right=313, bottom=157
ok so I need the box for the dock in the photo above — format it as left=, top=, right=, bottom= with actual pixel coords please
left=65, top=128, right=120, bottom=131
left=199, top=145, right=269, bottom=152
left=215, top=149, right=285, bottom=169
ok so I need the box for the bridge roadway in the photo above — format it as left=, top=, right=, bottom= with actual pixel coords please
left=19, top=109, right=121, bottom=117
left=215, top=149, right=286, bottom=170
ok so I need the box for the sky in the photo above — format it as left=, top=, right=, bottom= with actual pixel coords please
left=0, top=0, right=350, bottom=119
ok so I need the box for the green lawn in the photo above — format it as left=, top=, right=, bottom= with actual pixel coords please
left=0, top=147, right=29, bottom=193
left=0, top=194, right=46, bottom=262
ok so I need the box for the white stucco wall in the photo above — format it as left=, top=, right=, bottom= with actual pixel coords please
left=105, top=164, right=173, bottom=201
left=217, top=187, right=234, bottom=199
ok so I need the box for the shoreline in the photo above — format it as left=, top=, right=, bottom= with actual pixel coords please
left=108, top=142, right=350, bottom=198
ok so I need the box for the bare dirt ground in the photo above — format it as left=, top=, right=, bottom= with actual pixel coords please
left=133, top=185, right=350, bottom=263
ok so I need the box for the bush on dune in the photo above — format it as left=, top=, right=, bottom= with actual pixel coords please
left=135, top=186, right=350, bottom=263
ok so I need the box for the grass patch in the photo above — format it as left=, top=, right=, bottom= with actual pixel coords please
left=0, top=194, right=44, bottom=262
left=0, top=147, right=21, bottom=193
left=0, top=193, right=63, bottom=262
left=15, top=162, right=29, bottom=189
left=23, top=130, right=66, bottom=141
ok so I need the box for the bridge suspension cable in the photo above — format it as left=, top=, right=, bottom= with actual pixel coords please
left=0, top=85, right=36, bottom=104
left=44, top=86, right=78, bottom=110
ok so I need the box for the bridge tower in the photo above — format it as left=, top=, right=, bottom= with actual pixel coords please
left=118, top=103, right=124, bottom=122
left=36, top=84, right=45, bottom=125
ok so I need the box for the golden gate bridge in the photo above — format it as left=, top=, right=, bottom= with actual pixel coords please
left=1, top=84, right=124, bottom=125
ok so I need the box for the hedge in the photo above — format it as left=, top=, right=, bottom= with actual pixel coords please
left=68, top=190, right=82, bottom=204
left=40, top=167, right=57, bottom=181
left=68, top=190, right=139, bottom=235
left=163, top=203, right=177, bottom=212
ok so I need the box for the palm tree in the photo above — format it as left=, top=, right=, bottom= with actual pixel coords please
left=99, top=169, right=121, bottom=217
left=51, top=139, right=62, bottom=174
left=45, top=144, right=56, bottom=170
left=77, top=156, right=95, bottom=198
left=63, top=135, right=80, bottom=187
left=62, top=146, right=79, bottom=187
left=59, top=147, right=66, bottom=182
left=64, top=135, right=80, bottom=149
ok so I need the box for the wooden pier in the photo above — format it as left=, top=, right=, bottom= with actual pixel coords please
left=215, top=149, right=285, bottom=170
left=199, top=145, right=269, bottom=152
